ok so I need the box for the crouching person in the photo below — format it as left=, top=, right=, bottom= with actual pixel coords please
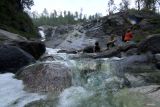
left=106, top=35, right=116, bottom=50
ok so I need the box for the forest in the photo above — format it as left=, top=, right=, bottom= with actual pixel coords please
left=30, top=0, right=160, bottom=27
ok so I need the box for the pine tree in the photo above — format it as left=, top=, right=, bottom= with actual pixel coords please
left=108, top=0, right=115, bottom=14
left=119, top=0, right=130, bottom=11
left=21, top=0, right=34, bottom=10
left=141, top=0, right=157, bottom=11
left=135, top=0, right=142, bottom=10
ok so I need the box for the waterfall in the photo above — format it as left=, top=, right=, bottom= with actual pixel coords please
left=38, top=27, right=46, bottom=41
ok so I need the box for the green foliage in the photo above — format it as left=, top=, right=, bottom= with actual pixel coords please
left=135, top=0, right=159, bottom=12
left=152, top=28, right=160, bottom=34
left=31, top=9, right=102, bottom=27
left=148, top=18, right=160, bottom=24
left=0, top=0, right=37, bottom=38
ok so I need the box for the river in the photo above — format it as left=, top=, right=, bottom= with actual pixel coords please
left=0, top=48, right=159, bottom=107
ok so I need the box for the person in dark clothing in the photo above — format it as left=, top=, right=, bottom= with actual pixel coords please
left=94, top=41, right=101, bottom=53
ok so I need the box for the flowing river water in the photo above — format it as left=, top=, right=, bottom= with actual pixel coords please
left=0, top=48, right=159, bottom=107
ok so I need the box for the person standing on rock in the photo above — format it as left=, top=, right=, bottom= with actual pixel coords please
left=124, top=29, right=133, bottom=42
left=94, top=41, right=101, bottom=53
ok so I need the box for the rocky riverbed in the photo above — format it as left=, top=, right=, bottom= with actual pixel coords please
left=1, top=11, right=160, bottom=107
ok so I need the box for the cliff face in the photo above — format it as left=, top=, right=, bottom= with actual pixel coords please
left=0, top=0, right=37, bottom=38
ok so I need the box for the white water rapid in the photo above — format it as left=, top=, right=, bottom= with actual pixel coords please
left=0, top=48, right=159, bottom=107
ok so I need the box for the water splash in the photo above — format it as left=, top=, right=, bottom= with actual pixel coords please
left=0, top=73, right=46, bottom=107
left=57, top=86, right=93, bottom=107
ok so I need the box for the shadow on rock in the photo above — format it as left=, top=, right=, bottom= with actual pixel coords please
left=0, top=45, right=35, bottom=73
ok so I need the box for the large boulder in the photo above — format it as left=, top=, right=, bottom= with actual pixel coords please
left=0, top=29, right=27, bottom=41
left=6, top=40, right=46, bottom=60
left=81, top=43, right=137, bottom=59
left=55, top=25, right=74, bottom=35
left=138, top=34, right=160, bottom=54
left=0, top=45, right=35, bottom=73
left=16, top=62, right=72, bottom=92
left=83, top=46, right=94, bottom=53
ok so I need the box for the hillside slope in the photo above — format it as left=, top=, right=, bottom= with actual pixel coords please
left=0, top=0, right=37, bottom=38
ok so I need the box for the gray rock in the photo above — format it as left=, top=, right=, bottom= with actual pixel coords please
left=0, top=29, right=27, bottom=41
left=16, top=41, right=46, bottom=60
left=155, top=54, right=160, bottom=61
left=39, top=55, right=55, bottom=62
left=125, top=48, right=138, bottom=56
left=5, top=40, right=46, bottom=60
left=16, top=62, right=72, bottom=93
left=81, top=43, right=137, bottom=58
left=0, top=45, right=35, bottom=73
left=83, top=46, right=94, bottom=53
left=155, top=62, right=160, bottom=69
left=57, top=49, right=77, bottom=54
left=138, top=34, right=160, bottom=54
left=129, top=85, right=160, bottom=102
left=125, top=73, right=148, bottom=87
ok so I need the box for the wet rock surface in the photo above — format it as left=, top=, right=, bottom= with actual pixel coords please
left=129, top=85, right=160, bottom=102
left=16, top=62, right=72, bottom=93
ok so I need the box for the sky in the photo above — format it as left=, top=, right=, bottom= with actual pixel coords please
left=31, top=0, right=135, bottom=16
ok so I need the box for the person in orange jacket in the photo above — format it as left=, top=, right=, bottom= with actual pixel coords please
left=124, top=29, right=133, bottom=42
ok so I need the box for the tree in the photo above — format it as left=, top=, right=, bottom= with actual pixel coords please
left=79, top=8, right=83, bottom=19
left=64, top=10, right=67, bottom=17
left=54, top=10, right=57, bottom=17
left=135, top=0, right=142, bottom=10
left=31, top=11, right=39, bottom=19
left=21, top=0, right=34, bottom=10
left=108, top=0, right=116, bottom=14
left=140, top=0, right=157, bottom=11
left=42, top=8, right=49, bottom=17
left=122, top=0, right=130, bottom=10
left=135, top=0, right=160, bottom=12
left=74, top=11, right=79, bottom=20
left=119, top=0, right=130, bottom=11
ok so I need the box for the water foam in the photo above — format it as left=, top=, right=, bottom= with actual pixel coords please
left=0, top=73, right=46, bottom=107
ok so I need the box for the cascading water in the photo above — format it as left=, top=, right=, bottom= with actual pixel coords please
left=38, top=27, right=46, bottom=41
left=24, top=48, right=159, bottom=107
left=0, top=46, right=159, bottom=107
